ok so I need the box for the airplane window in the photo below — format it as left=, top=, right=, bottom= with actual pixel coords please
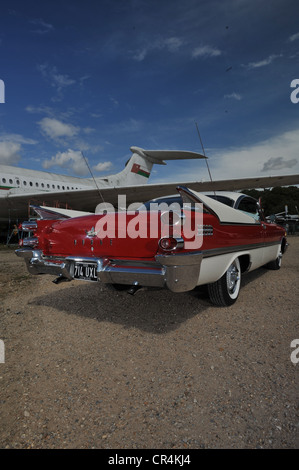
left=23, top=181, right=27, bottom=185
left=46, top=184, right=49, bottom=188
left=62, top=186, right=65, bottom=190
left=29, top=182, right=33, bottom=186
left=52, top=184, right=55, bottom=188
left=16, top=179, right=20, bottom=185
left=9, top=179, right=13, bottom=184
left=67, top=186, right=69, bottom=190
left=57, top=185, right=60, bottom=189
left=36, top=182, right=39, bottom=187
left=2, top=178, right=6, bottom=183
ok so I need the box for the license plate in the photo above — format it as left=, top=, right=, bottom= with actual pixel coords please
left=74, top=262, right=98, bottom=282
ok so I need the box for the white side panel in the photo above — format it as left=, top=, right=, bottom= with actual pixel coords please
left=197, top=253, right=244, bottom=285
left=262, top=243, right=280, bottom=265
left=196, top=244, right=280, bottom=286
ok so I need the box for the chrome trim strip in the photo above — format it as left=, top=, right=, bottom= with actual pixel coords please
left=202, top=240, right=281, bottom=258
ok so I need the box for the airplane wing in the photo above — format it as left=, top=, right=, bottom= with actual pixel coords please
left=4, top=173, right=299, bottom=216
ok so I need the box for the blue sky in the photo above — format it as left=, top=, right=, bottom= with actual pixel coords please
left=0, top=0, right=299, bottom=183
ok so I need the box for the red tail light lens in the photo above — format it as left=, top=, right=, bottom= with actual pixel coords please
left=159, top=237, right=177, bottom=250
left=159, top=237, right=184, bottom=251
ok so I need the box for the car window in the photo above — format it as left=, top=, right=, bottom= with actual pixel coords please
left=138, top=195, right=204, bottom=212
left=206, top=195, right=234, bottom=207
left=237, top=197, right=260, bottom=220
left=141, top=196, right=182, bottom=210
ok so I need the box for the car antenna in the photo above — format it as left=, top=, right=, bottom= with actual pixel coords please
left=81, top=151, right=107, bottom=206
left=195, top=121, right=216, bottom=196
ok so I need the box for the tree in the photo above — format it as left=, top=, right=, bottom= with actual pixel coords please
left=242, top=186, right=299, bottom=216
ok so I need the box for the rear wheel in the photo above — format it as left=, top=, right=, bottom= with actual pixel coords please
left=208, top=258, right=241, bottom=307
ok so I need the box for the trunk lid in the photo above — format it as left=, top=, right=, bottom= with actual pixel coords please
left=38, top=211, right=163, bottom=259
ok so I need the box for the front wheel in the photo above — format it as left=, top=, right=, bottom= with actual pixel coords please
left=265, top=247, right=282, bottom=270
left=208, top=258, right=241, bottom=307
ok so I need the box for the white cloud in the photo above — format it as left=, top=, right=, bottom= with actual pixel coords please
left=161, top=37, right=184, bottom=52
left=42, top=149, right=89, bottom=176
left=38, top=117, right=79, bottom=140
left=209, top=128, right=299, bottom=180
left=110, top=96, right=119, bottom=107
left=93, top=161, right=113, bottom=172
left=151, top=128, right=299, bottom=185
left=0, top=133, right=37, bottom=145
left=133, top=48, right=148, bottom=62
left=0, top=134, right=38, bottom=165
left=51, top=72, right=75, bottom=89
left=289, top=32, right=299, bottom=42
left=30, top=18, right=54, bottom=34
left=132, top=36, right=184, bottom=61
left=247, top=54, right=282, bottom=69
left=106, top=118, right=143, bottom=134
left=224, top=93, right=242, bottom=100
left=38, top=64, right=75, bottom=90
left=37, top=64, right=76, bottom=100
left=192, top=45, right=221, bottom=58
left=0, top=141, right=21, bottom=165
left=262, top=156, right=297, bottom=172
left=82, top=127, right=95, bottom=134
left=26, top=105, right=53, bottom=115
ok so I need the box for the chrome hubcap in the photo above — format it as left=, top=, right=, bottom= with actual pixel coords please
left=227, top=262, right=240, bottom=295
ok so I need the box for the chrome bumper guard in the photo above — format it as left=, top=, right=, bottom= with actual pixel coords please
left=15, top=248, right=203, bottom=293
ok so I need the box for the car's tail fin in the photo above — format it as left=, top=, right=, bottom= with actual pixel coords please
left=102, top=146, right=207, bottom=186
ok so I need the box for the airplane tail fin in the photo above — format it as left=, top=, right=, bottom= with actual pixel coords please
left=104, top=146, right=207, bottom=186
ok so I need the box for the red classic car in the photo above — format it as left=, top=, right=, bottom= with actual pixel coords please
left=16, top=186, right=287, bottom=306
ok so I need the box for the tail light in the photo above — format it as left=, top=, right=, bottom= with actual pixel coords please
left=158, top=237, right=184, bottom=251
left=21, top=237, right=39, bottom=248
left=21, top=221, right=38, bottom=232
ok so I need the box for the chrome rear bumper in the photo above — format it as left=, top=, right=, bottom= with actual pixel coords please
left=16, top=248, right=203, bottom=293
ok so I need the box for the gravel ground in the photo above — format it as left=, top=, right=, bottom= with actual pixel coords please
left=0, top=238, right=298, bottom=449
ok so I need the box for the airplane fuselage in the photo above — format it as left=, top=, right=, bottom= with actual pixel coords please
left=0, top=164, right=97, bottom=224
left=0, top=164, right=94, bottom=195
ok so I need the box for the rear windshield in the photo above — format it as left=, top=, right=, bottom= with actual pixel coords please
left=138, top=195, right=206, bottom=213
left=140, top=196, right=183, bottom=210
left=206, top=195, right=234, bottom=207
